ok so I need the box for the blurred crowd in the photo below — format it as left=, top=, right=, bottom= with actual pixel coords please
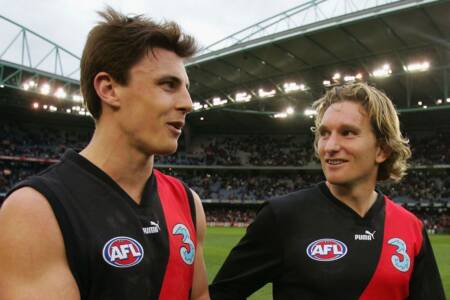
left=1, top=121, right=449, bottom=231
left=2, top=122, right=450, bottom=166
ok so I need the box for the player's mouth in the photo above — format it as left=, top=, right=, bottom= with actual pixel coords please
left=325, top=159, right=347, bottom=166
left=167, top=121, right=184, bottom=135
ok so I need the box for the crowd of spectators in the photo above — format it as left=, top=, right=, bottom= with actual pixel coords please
left=1, top=160, right=448, bottom=232
left=2, top=160, right=448, bottom=204
left=167, top=169, right=323, bottom=201
left=205, top=206, right=257, bottom=226
left=1, top=121, right=449, bottom=231
left=0, top=122, right=91, bottom=159
left=2, top=121, right=450, bottom=166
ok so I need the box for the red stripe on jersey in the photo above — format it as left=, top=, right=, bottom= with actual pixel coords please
left=155, top=170, right=197, bottom=300
left=360, top=197, right=423, bottom=300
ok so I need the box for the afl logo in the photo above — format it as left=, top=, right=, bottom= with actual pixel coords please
left=306, top=238, right=348, bottom=262
left=102, top=236, right=144, bottom=268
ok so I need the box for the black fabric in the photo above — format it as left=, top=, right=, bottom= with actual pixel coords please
left=407, top=227, right=446, bottom=300
left=210, top=183, right=445, bottom=300
left=6, top=149, right=189, bottom=300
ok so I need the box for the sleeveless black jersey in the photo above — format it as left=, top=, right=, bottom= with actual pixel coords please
left=210, top=183, right=445, bottom=300
left=6, top=150, right=197, bottom=300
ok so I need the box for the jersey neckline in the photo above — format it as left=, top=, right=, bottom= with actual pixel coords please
left=317, top=181, right=385, bottom=222
left=61, top=149, right=158, bottom=208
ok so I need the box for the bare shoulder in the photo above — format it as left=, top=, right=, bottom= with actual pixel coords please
left=1, top=186, right=54, bottom=220
left=189, top=189, right=206, bottom=239
left=0, top=187, right=80, bottom=299
left=0, top=187, right=60, bottom=244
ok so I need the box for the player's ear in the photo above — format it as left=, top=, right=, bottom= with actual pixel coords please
left=93, top=72, right=121, bottom=109
left=376, top=141, right=391, bottom=164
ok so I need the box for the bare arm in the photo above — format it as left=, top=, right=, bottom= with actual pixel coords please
left=190, top=190, right=210, bottom=300
left=0, top=187, right=80, bottom=300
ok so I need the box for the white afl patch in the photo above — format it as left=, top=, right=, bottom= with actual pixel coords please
left=102, top=236, right=144, bottom=268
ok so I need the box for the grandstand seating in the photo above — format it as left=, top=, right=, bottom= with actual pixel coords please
left=1, top=119, right=449, bottom=233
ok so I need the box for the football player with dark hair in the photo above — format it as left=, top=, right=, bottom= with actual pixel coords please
left=0, top=7, right=209, bottom=300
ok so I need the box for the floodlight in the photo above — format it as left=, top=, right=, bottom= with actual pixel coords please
left=283, top=82, right=296, bottom=93
left=193, top=102, right=202, bottom=111
left=332, top=73, right=341, bottom=81
left=54, top=87, right=67, bottom=99
left=72, top=94, right=83, bottom=102
left=372, top=64, right=392, bottom=78
left=235, top=92, right=252, bottom=102
left=274, top=113, right=287, bottom=119
left=405, top=61, right=430, bottom=72
left=258, top=88, right=276, bottom=98
left=304, top=108, right=317, bottom=116
left=40, top=83, right=51, bottom=95
left=212, top=97, right=228, bottom=106
left=344, top=75, right=355, bottom=82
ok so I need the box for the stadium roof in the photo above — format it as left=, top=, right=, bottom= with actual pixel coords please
left=185, top=0, right=450, bottom=133
left=1, top=0, right=449, bottom=134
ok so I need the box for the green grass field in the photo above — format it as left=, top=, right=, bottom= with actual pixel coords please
left=204, top=227, right=450, bottom=299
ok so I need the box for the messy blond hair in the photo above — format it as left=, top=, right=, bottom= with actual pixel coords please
left=312, top=83, right=411, bottom=182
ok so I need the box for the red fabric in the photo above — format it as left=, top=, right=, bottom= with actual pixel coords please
left=155, top=170, right=197, bottom=300
left=360, top=197, right=423, bottom=300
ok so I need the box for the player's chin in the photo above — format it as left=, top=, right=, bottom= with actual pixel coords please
left=155, top=141, right=178, bottom=155
left=324, top=174, right=349, bottom=186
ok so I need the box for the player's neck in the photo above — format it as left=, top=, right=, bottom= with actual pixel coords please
left=80, top=125, right=154, bottom=204
left=326, top=181, right=378, bottom=217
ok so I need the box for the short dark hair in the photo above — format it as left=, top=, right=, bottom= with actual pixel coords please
left=80, top=7, right=197, bottom=119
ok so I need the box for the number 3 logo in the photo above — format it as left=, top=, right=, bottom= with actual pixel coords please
left=388, top=238, right=410, bottom=272
left=173, top=224, right=195, bottom=265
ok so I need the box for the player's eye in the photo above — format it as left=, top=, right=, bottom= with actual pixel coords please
left=162, top=81, right=176, bottom=90
left=342, top=129, right=355, bottom=136
left=319, top=129, right=329, bottom=137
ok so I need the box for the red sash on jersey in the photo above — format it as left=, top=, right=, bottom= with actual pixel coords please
left=360, top=197, right=423, bottom=300
left=155, top=170, right=197, bottom=300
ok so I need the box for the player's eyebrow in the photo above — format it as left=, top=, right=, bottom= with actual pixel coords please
left=317, top=123, right=360, bottom=133
left=339, top=124, right=360, bottom=132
